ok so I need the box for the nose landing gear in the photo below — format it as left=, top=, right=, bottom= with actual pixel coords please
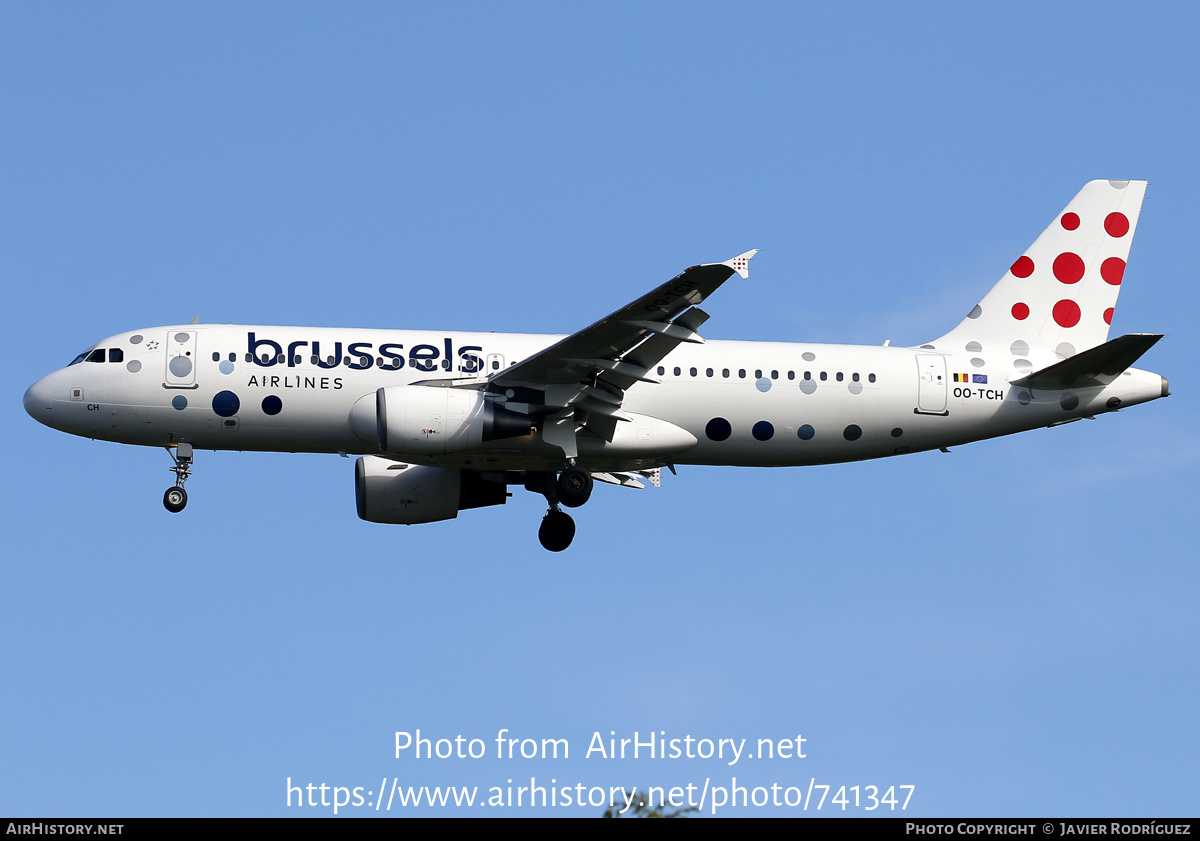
left=163, top=443, right=193, bottom=513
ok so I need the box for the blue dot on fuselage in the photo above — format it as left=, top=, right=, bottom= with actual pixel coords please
left=171, top=395, right=187, bottom=410
left=705, top=417, right=732, bottom=441
left=262, top=395, right=283, bottom=416
left=212, top=390, right=240, bottom=417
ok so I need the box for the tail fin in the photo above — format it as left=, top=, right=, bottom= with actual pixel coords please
left=927, top=180, right=1147, bottom=367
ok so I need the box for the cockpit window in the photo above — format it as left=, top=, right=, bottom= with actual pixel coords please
left=68, top=351, right=90, bottom=366
left=86, top=349, right=106, bottom=363
left=109, top=348, right=124, bottom=363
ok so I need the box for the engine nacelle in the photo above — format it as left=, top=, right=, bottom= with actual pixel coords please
left=354, top=456, right=507, bottom=524
left=350, top=385, right=531, bottom=455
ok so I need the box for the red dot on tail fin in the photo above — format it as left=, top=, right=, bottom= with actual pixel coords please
left=1101, top=257, right=1125, bottom=285
left=1053, top=252, right=1085, bottom=284
left=1053, top=299, right=1081, bottom=328
left=1105, top=212, right=1130, bottom=237
left=1011, top=256, right=1034, bottom=278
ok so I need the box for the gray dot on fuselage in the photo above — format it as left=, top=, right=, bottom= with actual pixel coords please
left=756, top=377, right=771, bottom=393
left=802, top=352, right=816, bottom=362
left=967, top=305, right=983, bottom=319
left=126, top=360, right=141, bottom=373
left=1014, top=359, right=1033, bottom=372
left=219, top=360, right=234, bottom=375
left=966, top=341, right=982, bottom=352
left=1056, top=342, right=1076, bottom=359
left=971, top=357, right=985, bottom=368
left=1060, top=392, right=1079, bottom=411
left=1010, top=340, right=1029, bottom=356
left=169, top=356, right=192, bottom=377
left=1017, top=391, right=1032, bottom=405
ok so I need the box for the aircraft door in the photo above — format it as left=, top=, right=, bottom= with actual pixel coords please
left=165, top=330, right=198, bottom=388
left=915, top=354, right=947, bottom=414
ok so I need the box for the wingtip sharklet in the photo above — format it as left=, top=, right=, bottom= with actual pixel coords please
left=722, top=249, right=759, bottom=279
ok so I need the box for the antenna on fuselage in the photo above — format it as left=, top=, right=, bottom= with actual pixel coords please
left=189, top=314, right=200, bottom=324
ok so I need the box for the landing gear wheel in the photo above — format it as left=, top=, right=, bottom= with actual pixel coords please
left=538, top=509, right=576, bottom=552
left=163, top=486, right=188, bottom=513
left=163, top=444, right=194, bottom=513
left=556, top=466, right=593, bottom=509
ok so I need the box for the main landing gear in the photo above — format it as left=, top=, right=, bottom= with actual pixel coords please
left=163, top=443, right=193, bottom=513
left=528, top=465, right=594, bottom=552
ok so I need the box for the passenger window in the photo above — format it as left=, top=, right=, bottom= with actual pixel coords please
left=771, top=370, right=778, bottom=380
left=722, top=368, right=730, bottom=378
left=869, top=373, right=876, bottom=383
left=836, top=372, right=844, bottom=382
left=690, top=367, right=697, bottom=377
left=229, top=353, right=236, bottom=362
left=706, top=368, right=713, bottom=377
left=674, top=367, right=681, bottom=376
left=212, top=352, right=220, bottom=362
left=852, top=373, right=860, bottom=382
left=246, top=353, right=253, bottom=363
left=820, top=372, right=827, bottom=381
left=739, top=369, right=746, bottom=378
left=755, top=369, right=762, bottom=379
left=658, top=366, right=665, bottom=375
left=109, top=348, right=124, bottom=363
left=86, top=349, right=105, bottom=363
left=788, top=371, right=795, bottom=380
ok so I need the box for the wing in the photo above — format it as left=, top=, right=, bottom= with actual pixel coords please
left=476, top=250, right=758, bottom=456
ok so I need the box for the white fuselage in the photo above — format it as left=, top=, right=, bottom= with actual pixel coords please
left=24, top=324, right=1167, bottom=473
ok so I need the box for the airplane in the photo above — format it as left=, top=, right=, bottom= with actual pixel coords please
left=24, top=180, right=1168, bottom=551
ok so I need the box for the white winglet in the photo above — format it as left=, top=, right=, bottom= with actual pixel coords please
left=723, top=249, right=759, bottom=279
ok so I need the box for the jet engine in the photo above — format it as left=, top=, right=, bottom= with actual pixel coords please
left=354, top=456, right=507, bottom=524
left=350, top=385, right=531, bottom=455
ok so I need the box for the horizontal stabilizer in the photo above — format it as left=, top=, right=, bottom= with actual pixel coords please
left=1011, top=333, right=1163, bottom=389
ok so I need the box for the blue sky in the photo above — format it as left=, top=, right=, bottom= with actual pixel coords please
left=2, top=2, right=1197, bottom=817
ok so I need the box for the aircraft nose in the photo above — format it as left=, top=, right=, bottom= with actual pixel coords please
left=23, top=375, right=55, bottom=423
